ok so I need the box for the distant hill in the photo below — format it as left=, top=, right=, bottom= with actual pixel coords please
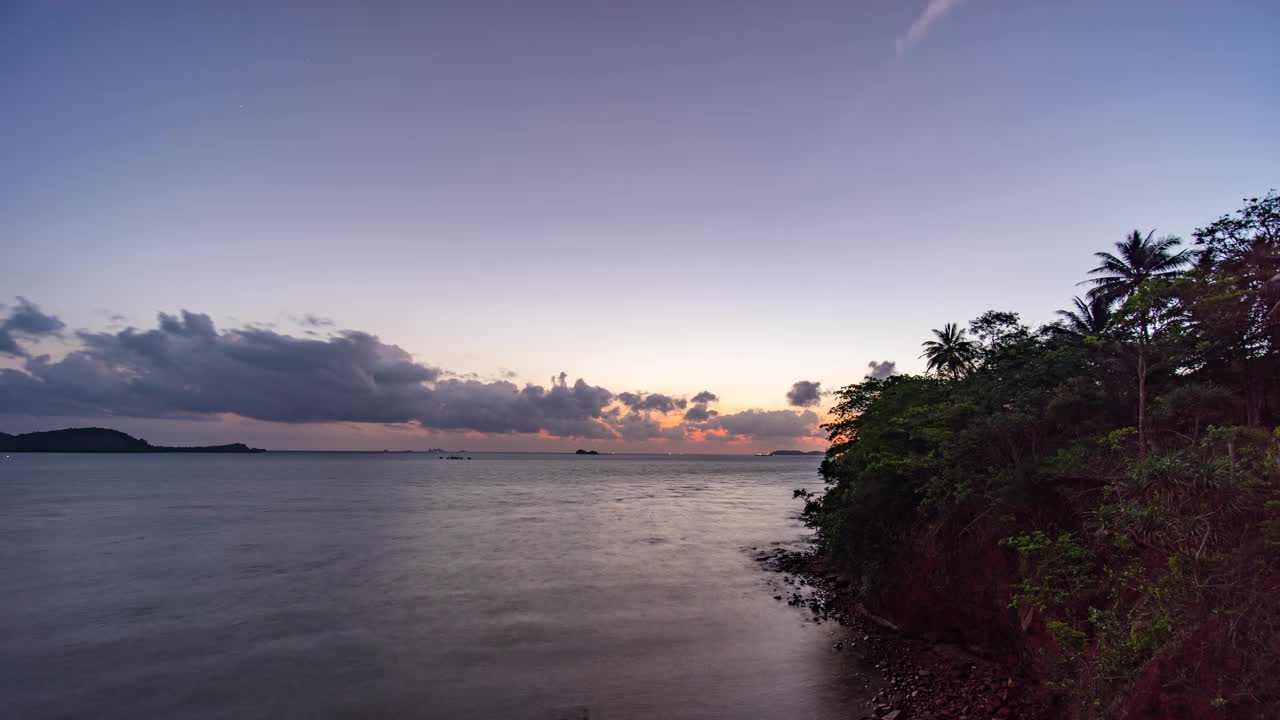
left=0, top=427, right=264, bottom=453
left=768, top=450, right=824, bottom=456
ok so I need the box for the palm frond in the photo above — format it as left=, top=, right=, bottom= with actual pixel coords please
left=1083, top=230, right=1189, bottom=303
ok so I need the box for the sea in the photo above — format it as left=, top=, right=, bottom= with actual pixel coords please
left=0, top=452, right=877, bottom=719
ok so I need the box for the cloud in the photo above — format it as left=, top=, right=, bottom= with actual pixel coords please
left=0, top=308, right=626, bottom=438
left=294, top=314, right=335, bottom=328
left=4, top=310, right=443, bottom=422
left=418, top=375, right=617, bottom=438
left=706, top=409, right=821, bottom=439
left=866, top=360, right=898, bottom=380
left=682, top=390, right=721, bottom=421
left=896, top=0, right=965, bottom=54
left=0, top=297, right=66, bottom=356
left=682, top=404, right=719, bottom=422
left=0, top=300, right=835, bottom=446
left=612, top=412, right=689, bottom=442
left=617, top=391, right=687, bottom=414
left=786, top=380, right=824, bottom=408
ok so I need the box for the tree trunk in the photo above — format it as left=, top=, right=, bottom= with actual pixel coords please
left=1137, top=342, right=1147, bottom=462
left=1244, top=357, right=1263, bottom=426
left=1137, top=317, right=1150, bottom=462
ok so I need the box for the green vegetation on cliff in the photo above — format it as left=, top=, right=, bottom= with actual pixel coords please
left=803, top=193, right=1280, bottom=716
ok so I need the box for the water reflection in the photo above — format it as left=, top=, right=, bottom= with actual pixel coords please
left=0, top=453, right=877, bottom=719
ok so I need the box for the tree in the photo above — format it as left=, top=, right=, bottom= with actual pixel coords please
left=1085, top=230, right=1190, bottom=459
left=817, top=374, right=949, bottom=571
left=1054, top=295, right=1113, bottom=341
left=1085, top=230, right=1189, bottom=303
left=805, top=195, right=1280, bottom=716
left=970, top=310, right=1026, bottom=349
left=1189, top=192, right=1280, bottom=425
left=921, top=323, right=978, bottom=380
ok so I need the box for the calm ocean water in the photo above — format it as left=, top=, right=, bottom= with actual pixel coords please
left=0, top=452, right=875, bottom=719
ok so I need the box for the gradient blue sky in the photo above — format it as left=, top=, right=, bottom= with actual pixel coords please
left=2, top=1, right=1277, bottom=450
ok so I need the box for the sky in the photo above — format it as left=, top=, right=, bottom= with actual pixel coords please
left=2, top=1, right=1277, bottom=451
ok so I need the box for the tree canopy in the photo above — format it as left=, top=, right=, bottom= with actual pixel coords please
left=807, top=192, right=1280, bottom=716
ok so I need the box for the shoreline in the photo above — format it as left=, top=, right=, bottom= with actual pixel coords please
left=755, top=544, right=1043, bottom=720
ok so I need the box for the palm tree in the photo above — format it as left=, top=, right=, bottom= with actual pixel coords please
left=1054, top=295, right=1113, bottom=340
left=1083, top=230, right=1189, bottom=459
left=921, top=323, right=978, bottom=380
left=1085, top=230, right=1188, bottom=303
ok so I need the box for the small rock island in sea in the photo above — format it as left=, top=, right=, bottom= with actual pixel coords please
left=574, top=449, right=599, bottom=455
left=0, top=427, right=265, bottom=453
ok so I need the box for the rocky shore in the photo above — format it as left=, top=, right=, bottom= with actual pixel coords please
left=754, top=544, right=1047, bottom=720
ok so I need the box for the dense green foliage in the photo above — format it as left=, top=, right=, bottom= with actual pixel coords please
left=806, top=194, right=1280, bottom=713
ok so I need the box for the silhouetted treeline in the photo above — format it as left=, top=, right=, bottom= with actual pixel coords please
left=0, top=427, right=263, bottom=453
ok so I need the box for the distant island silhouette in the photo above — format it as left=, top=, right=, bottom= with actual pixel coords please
left=0, top=427, right=264, bottom=453
left=767, top=450, right=823, bottom=456
left=574, top=449, right=599, bottom=455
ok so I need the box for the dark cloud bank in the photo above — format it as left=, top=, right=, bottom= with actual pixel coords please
left=0, top=301, right=820, bottom=444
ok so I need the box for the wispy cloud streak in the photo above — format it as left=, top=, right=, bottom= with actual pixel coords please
left=896, top=0, right=965, bottom=54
